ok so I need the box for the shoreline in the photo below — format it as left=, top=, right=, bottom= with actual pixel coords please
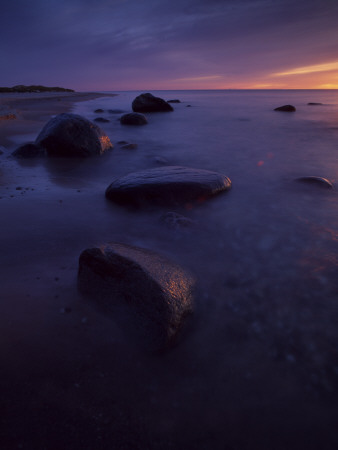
left=0, top=91, right=117, bottom=148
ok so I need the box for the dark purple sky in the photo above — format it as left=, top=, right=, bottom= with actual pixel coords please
left=2, top=0, right=338, bottom=90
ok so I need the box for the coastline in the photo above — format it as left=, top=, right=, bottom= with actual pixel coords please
left=0, top=91, right=117, bottom=147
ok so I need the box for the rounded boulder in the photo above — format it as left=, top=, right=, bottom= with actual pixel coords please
left=120, top=112, right=148, bottom=125
left=78, top=242, right=195, bottom=349
left=132, top=93, right=173, bottom=113
left=35, top=113, right=113, bottom=157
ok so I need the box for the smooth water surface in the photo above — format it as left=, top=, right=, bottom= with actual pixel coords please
left=1, top=90, right=338, bottom=449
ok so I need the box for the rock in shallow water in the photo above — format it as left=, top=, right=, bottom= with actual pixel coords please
left=274, top=105, right=296, bottom=112
left=78, top=242, right=195, bottom=350
left=35, top=113, right=113, bottom=157
left=105, top=166, right=231, bottom=207
left=295, top=176, right=333, bottom=189
left=120, top=112, right=148, bottom=125
left=132, top=93, right=173, bottom=113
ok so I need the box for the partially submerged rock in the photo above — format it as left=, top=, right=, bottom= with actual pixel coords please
left=274, top=105, right=296, bottom=112
left=94, top=108, right=104, bottom=113
left=105, top=166, right=232, bottom=207
left=78, top=242, right=195, bottom=349
left=120, top=112, right=148, bottom=125
left=168, top=99, right=181, bottom=103
left=108, top=109, right=125, bottom=114
left=295, top=176, right=333, bottom=189
left=307, top=102, right=323, bottom=106
left=35, top=113, right=113, bottom=157
left=121, top=143, right=138, bottom=150
left=12, top=142, right=45, bottom=158
left=132, top=93, right=173, bottom=113
left=94, top=117, right=110, bottom=123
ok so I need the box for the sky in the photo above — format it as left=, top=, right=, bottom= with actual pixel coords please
left=1, top=0, right=338, bottom=90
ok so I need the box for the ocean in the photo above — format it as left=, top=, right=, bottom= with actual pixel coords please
left=2, top=89, right=338, bottom=449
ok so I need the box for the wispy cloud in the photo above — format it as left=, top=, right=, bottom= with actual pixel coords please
left=271, top=61, right=338, bottom=76
left=171, top=75, right=223, bottom=82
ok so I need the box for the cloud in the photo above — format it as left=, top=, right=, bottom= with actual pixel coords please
left=271, top=61, right=338, bottom=76
left=1, top=0, right=338, bottom=89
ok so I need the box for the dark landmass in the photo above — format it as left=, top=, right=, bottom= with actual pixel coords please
left=0, top=85, right=74, bottom=93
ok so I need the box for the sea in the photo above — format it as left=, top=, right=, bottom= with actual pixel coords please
left=2, top=89, right=338, bottom=449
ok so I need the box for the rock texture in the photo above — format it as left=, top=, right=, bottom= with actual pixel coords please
left=274, top=105, right=296, bottom=112
left=78, top=242, right=195, bottom=349
left=132, top=93, right=173, bottom=113
left=120, top=112, right=148, bottom=125
left=296, top=176, right=333, bottom=189
left=105, top=166, right=232, bottom=207
left=35, top=113, right=113, bottom=157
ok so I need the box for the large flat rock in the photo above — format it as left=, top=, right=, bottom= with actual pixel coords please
left=105, top=166, right=231, bottom=207
left=78, top=242, right=195, bottom=349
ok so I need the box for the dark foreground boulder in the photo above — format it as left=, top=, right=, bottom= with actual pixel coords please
left=78, top=242, right=195, bottom=349
left=105, top=166, right=232, bottom=207
left=295, top=176, right=333, bottom=189
left=12, top=142, right=45, bottom=158
left=120, top=112, right=148, bottom=125
left=274, top=105, right=296, bottom=112
left=35, top=113, right=113, bottom=157
left=132, top=93, right=173, bottom=113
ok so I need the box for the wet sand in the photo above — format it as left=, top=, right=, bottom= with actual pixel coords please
left=1, top=91, right=338, bottom=450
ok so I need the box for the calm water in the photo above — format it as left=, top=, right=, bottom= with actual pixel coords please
left=2, top=90, right=338, bottom=449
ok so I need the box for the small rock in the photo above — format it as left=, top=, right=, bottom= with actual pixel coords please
left=94, top=109, right=104, bottom=113
left=117, top=140, right=128, bottom=145
left=307, top=102, right=323, bottom=105
left=121, top=143, right=138, bottom=150
left=108, top=109, right=125, bottom=114
left=167, top=99, right=181, bottom=103
left=274, top=105, right=296, bottom=112
left=94, top=117, right=110, bottom=123
left=120, top=112, right=148, bottom=125
left=295, top=176, right=333, bottom=189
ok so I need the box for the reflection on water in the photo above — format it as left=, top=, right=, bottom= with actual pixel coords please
left=1, top=90, right=338, bottom=449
